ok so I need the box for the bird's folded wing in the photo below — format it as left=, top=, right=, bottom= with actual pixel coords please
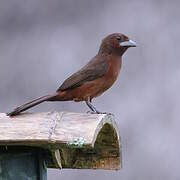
left=57, top=56, right=108, bottom=91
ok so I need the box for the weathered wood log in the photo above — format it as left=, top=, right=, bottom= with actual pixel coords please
left=0, top=112, right=121, bottom=170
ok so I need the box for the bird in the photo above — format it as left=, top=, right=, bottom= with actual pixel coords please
left=7, top=33, right=136, bottom=116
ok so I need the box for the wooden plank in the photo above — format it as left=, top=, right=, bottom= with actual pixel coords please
left=0, top=112, right=121, bottom=170
left=0, top=112, right=113, bottom=147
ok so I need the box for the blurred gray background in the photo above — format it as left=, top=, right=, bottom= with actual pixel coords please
left=0, top=0, right=180, bottom=179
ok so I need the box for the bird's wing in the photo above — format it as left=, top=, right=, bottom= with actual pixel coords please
left=57, top=55, right=108, bottom=91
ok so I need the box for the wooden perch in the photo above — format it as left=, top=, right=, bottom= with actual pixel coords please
left=0, top=112, right=121, bottom=170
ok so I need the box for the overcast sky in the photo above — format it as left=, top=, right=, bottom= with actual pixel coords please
left=0, top=0, right=180, bottom=179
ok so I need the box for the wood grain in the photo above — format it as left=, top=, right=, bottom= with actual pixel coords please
left=0, top=112, right=121, bottom=170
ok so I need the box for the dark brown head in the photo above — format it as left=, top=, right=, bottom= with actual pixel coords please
left=99, top=33, right=136, bottom=56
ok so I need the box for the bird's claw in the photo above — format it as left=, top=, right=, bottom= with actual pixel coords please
left=98, top=112, right=114, bottom=116
left=87, top=111, right=98, bottom=114
left=104, top=112, right=114, bottom=116
left=86, top=111, right=92, bottom=114
left=86, top=111, right=114, bottom=116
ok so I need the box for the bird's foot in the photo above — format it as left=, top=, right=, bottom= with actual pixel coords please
left=86, top=111, right=114, bottom=116
left=103, top=112, right=114, bottom=116
left=87, top=111, right=100, bottom=114
left=98, top=112, right=114, bottom=117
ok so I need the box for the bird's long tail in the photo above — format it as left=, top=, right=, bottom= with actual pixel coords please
left=7, top=93, right=58, bottom=117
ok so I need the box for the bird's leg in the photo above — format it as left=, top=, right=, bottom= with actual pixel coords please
left=85, top=98, right=114, bottom=116
left=86, top=101, right=100, bottom=113
left=85, top=98, right=101, bottom=114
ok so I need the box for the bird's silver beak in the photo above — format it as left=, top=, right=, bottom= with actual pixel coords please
left=120, top=39, right=137, bottom=47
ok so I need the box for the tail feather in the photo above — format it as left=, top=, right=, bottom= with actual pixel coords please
left=7, top=93, right=57, bottom=116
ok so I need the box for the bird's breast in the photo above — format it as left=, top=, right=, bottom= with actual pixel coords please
left=91, top=56, right=122, bottom=98
left=104, top=56, right=122, bottom=85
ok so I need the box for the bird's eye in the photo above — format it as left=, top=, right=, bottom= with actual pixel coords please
left=117, top=37, right=121, bottom=41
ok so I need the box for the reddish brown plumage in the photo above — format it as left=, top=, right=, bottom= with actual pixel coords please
left=7, top=33, right=136, bottom=116
left=54, top=54, right=122, bottom=102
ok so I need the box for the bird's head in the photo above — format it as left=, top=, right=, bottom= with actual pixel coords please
left=99, top=33, right=136, bottom=56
